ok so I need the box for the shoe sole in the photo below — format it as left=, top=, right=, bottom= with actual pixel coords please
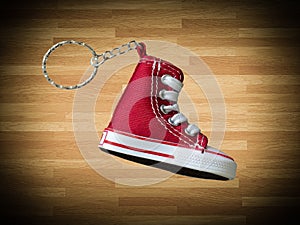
left=98, top=128, right=237, bottom=180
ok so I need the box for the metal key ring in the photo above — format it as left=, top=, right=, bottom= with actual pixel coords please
left=42, top=40, right=99, bottom=90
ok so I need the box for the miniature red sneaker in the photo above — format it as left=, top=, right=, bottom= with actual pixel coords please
left=98, top=43, right=237, bottom=180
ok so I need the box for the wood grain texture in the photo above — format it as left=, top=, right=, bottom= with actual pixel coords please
left=0, top=1, right=299, bottom=225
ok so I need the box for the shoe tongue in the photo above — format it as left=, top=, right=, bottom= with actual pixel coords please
left=136, top=42, right=184, bottom=83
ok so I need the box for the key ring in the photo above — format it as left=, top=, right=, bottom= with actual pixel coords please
left=42, top=40, right=140, bottom=90
left=42, top=40, right=99, bottom=90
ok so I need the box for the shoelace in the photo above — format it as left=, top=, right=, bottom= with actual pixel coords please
left=159, top=74, right=201, bottom=137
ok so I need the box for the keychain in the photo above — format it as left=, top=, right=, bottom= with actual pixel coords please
left=42, top=40, right=237, bottom=180
left=42, top=40, right=139, bottom=90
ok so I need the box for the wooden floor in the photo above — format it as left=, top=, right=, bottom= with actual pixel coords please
left=0, top=1, right=299, bottom=224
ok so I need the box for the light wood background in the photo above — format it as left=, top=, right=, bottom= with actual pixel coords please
left=0, top=1, right=299, bottom=225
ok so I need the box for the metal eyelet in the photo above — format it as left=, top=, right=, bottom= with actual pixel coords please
left=195, top=144, right=205, bottom=154
left=184, top=127, right=192, bottom=136
left=184, top=127, right=196, bottom=136
left=159, top=89, right=166, bottom=100
left=168, top=117, right=179, bottom=126
left=160, top=105, right=167, bottom=114
left=161, top=74, right=171, bottom=84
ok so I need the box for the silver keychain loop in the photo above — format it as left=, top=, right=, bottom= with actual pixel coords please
left=42, top=40, right=99, bottom=90
left=42, top=40, right=140, bottom=90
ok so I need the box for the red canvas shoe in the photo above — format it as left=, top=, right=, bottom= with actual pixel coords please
left=98, top=43, right=237, bottom=180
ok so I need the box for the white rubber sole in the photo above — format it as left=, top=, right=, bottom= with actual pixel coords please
left=98, top=128, right=237, bottom=180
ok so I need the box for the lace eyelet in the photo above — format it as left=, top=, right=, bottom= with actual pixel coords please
left=184, top=128, right=196, bottom=136
left=185, top=124, right=200, bottom=137
left=195, top=144, right=205, bottom=154
left=168, top=117, right=179, bottom=126
left=159, top=89, right=166, bottom=100
left=160, top=105, right=167, bottom=114
left=161, top=74, right=171, bottom=83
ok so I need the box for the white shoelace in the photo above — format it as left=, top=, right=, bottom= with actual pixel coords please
left=159, top=74, right=201, bottom=137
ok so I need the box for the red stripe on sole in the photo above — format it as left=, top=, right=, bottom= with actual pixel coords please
left=103, top=140, right=175, bottom=159
left=101, top=129, right=234, bottom=161
left=104, top=128, right=179, bottom=147
left=204, top=149, right=234, bottom=161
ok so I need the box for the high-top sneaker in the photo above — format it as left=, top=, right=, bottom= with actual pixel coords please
left=98, top=43, right=237, bottom=180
